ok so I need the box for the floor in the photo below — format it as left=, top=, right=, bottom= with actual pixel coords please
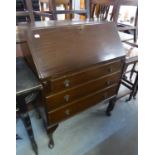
left=16, top=88, right=138, bottom=155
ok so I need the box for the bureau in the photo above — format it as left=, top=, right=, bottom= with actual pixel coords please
left=23, top=20, right=125, bottom=148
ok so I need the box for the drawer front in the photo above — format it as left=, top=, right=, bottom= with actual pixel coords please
left=46, top=72, right=121, bottom=111
left=50, top=60, right=123, bottom=94
left=47, top=85, right=117, bottom=125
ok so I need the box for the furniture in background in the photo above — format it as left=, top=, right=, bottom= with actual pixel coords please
left=116, top=0, right=138, bottom=43
left=16, top=57, right=42, bottom=155
left=39, top=0, right=72, bottom=20
left=21, top=20, right=125, bottom=149
left=16, top=0, right=41, bottom=23
left=122, top=56, right=138, bottom=101
left=16, top=0, right=90, bottom=22
left=37, top=0, right=90, bottom=20
left=90, top=0, right=138, bottom=43
left=118, top=42, right=138, bottom=101
left=16, top=0, right=54, bottom=24
left=90, top=0, right=115, bottom=20
left=16, top=25, right=29, bottom=57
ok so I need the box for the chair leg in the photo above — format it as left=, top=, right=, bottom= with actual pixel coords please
left=105, top=6, right=110, bottom=20
left=90, top=4, right=96, bottom=18
left=40, top=2, right=45, bottom=21
left=95, top=4, right=101, bottom=18
left=126, top=92, right=133, bottom=102
left=16, top=134, right=22, bottom=140
left=130, top=63, right=137, bottom=80
left=133, top=83, right=138, bottom=99
left=126, top=72, right=138, bottom=101
left=134, top=29, right=137, bottom=43
left=110, top=6, right=115, bottom=21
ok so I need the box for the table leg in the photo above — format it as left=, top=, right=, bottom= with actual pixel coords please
left=17, top=96, right=38, bottom=155
left=22, top=112, right=38, bottom=155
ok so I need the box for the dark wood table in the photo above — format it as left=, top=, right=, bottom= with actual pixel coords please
left=16, top=57, right=42, bottom=155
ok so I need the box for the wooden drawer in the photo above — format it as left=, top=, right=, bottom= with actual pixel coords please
left=47, top=85, right=117, bottom=125
left=46, top=72, right=121, bottom=111
left=49, top=60, right=123, bottom=94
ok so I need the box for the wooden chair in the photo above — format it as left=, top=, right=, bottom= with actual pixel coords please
left=16, top=0, right=35, bottom=23
left=119, top=42, right=138, bottom=101
left=39, top=0, right=90, bottom=20
left=115, top=0, right=138, bottom=43
left=90, top=0, right=115, bottom=20
left=16, top=0, right=42, bottom=24
left=90, top=0, right=138, bottom=43
left=16, top=0, right=54, bottom=24
left=39, top=0, right=72, bottom=20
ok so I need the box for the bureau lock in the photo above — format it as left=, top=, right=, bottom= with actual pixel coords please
left=64, top=79, right=70, bottom=88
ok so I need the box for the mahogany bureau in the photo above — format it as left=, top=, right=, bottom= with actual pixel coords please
left=23, top=20, right=126, bottom=148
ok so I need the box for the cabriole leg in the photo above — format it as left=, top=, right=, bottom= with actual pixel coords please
left=106, top=97, right=116, bottom=116
left=48, top=124, right=58, bottom=149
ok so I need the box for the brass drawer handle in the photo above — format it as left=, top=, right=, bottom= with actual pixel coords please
left=64, top=109, right=70, bottom=115
left=108, top=67, right=113, bottom=73
left=106, top=80, right=112, bottom=86
left=64, top=79, right=70, bottom=88
left=64, top=95, right=70, bottom=102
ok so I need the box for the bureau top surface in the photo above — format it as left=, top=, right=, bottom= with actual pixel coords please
left=26, top=20, right=125, bottom=79
left=26, top=20, right=111, bottom=30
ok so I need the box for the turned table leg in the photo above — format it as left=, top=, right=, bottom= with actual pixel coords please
left=22, top=112, right=38, bottom=155
left=48, top=124, right=59, bottom=149
left=17, top=96, right=38, bottom=155
left=106, top=97, right=116, bottom=116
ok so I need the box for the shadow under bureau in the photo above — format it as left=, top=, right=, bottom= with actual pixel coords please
left=23, top=20, right=126, bottom=148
